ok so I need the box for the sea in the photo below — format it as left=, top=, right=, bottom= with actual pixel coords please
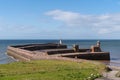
left=0, top=40, right=120, bottom=66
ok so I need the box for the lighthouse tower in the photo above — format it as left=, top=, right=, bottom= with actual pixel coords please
left=59, top=39, right=62, bottom=45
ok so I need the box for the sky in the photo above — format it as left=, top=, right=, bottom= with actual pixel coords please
left=0, top=0, right=120, bottom=39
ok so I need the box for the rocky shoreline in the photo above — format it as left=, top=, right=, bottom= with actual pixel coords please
left=96, top=65, right=120, bottom=80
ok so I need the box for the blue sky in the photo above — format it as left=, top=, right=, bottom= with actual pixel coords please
left=0, top=0, right=120, bottom=39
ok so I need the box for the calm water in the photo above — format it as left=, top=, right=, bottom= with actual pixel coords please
left=0, top=40, right=120, bottom=66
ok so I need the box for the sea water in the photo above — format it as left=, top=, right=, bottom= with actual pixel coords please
left=0, top=40, right=120, bottom=66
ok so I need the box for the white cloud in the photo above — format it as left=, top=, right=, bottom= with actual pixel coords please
left=46, top=10, right=120, bottom=35
left=98, top=28, right=110, bottom=34
left=45, top=10, right=80, bottom=22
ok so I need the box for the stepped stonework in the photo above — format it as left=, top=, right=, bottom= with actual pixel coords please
left=7, top=41, right=110, bottom=61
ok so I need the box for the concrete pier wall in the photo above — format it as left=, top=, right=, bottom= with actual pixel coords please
left=7, top=43, right=110, bottom=61
left=16, top=44, right=67, bottom=51
left=61, top=52, right=110, bottom=60
left=7, top=46, right=34, bottom=61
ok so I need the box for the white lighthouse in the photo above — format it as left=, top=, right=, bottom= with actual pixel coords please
left=59, top=39, right=62, bottom=45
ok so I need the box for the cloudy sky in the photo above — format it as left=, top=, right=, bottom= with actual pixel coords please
left=0, top=0, right=120, bottom=39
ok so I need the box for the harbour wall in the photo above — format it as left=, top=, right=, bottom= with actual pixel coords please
left=7, top=46, right=110, bottom=61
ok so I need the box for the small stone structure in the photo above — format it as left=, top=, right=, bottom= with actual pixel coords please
left=91, top=41, right=101, bottom=52
left=73, top=44, right=79, bottom=52
left=7, top=41, right=110, bottom=61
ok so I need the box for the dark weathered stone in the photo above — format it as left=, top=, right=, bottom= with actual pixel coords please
left=7, top=42, right=110, bottom=61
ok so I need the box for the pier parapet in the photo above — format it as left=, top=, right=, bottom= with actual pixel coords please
left=7, top=41, right=110, bottom=61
